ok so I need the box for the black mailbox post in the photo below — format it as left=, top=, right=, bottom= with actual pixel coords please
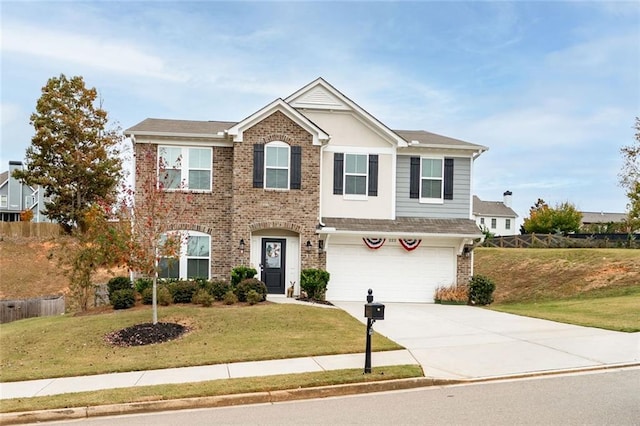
left=363, top=289, right=385, bottom=374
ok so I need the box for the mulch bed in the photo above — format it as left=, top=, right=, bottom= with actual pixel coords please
left=105, top=322, right=188, bottom=347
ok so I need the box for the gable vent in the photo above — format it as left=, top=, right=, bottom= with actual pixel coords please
left=291, top=87, right=347, bottom=110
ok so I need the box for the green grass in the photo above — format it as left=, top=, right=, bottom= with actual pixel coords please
left=0, top=304, right=402, bottom=382
left=491, top=285, right=640, bottom=332
left=0, top=365, right=423, bottom=414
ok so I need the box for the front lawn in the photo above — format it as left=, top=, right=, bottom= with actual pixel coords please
left=0, top=304, right=402, bottom=382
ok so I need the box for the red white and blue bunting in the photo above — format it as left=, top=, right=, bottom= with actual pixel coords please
left=363, top=238, right=386, bottom=250
left=399, top=239, right=422, bottom=251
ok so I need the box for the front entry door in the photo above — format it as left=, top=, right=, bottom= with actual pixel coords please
left=261, top=238, right=286, bottom=294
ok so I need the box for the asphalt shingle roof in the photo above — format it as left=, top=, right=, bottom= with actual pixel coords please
left=321, top=217, right=482, bottom=237
left=580, top=211, right=627, bottom=224
left=473, top=196, right=518, bottom=218
left=125, top=118, right=237, bottom=135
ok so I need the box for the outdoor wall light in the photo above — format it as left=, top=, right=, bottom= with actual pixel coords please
left=318, top=239, right=324, bottom=254
left=239, top=239, right=245, bottom=254
left=305, top=240, right=312, bottom=251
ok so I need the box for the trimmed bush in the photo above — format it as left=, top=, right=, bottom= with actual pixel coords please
left=158, top=286, right=173, bottom=306
left=192, top=289, right=214, bottom=307
left=469, top=275, right=496, bottom=306
left=210, top=280, right=231, bottom=301
left=223, top=290, right=238, bottom=305
left=141, top=287, right=153, bottom=305
left=235, top=278, right=267, bottom=302
left=110, top=289, right=135, bottom=310
left=246, top=289, right=262, bottom=305
left=134, top=278, right=153, bottom=294
left=300, top=269, right=330, bottom=300
left=231, top=266, right=257, bottom=286
left=168, top=280, right=198, bottom=304
left=107, top=276, right=132, bottom=299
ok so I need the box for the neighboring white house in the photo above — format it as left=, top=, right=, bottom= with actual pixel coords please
left=0, top=161, right=52, bottom=223
left=473, top=191, right=518, bottom=236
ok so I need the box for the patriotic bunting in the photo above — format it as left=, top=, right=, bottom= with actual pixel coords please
left=363, top=238, right=386, bottom=249
left=399, top=238, right=422, bottom=251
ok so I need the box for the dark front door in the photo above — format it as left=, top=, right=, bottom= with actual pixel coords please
left=261, top=238, right=286, bottom=294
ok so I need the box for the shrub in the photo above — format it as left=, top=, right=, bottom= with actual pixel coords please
left=210, top=280, right=231, bottom=301
left=192, top=289, right=214, bottom=307
left=110, top=289, right=135, bottom=310
left=300, top=269, right=330, bottom=300
left=141, top=287, right=153, bottom=305
left=107, top=276, right=132, bottom=299
left=469, top=275, right=496, bottom=306
left=223, top=290, right=238, bottom=305
left=157, top=286, right=173, bottom=306
left=246, top=289, right=262, bottom=305
left=134, top=278, right=153, bottom=294
left=168, top=280, right=198, bottom=303
left=235, top=278, right=267, bottom=302
left=231, top=266, right=257, bottom=286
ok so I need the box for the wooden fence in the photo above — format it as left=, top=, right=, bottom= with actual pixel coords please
left=483, top=233, right=639, bottom=249
left=0, top=222, right=63, bottom=238
left=0, top=295, right=65, bottom=324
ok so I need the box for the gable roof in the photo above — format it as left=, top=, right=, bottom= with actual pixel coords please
left=227, top=98, right=330, bottom=145
left=286, top=78, right=408, bottom=148
left=473, top=196, right=518, bottom=218
left=580, top=211, right=627, bottom=224
left=395, top=130, right=488, bottom=152
left=0, top=170, right=8, bottom=188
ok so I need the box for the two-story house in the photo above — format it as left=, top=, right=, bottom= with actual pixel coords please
left=473, top=191, right=519, bottom=236
left=125, top=78, right=486, bottom=303
left=0, top=161, right=51, bottom=223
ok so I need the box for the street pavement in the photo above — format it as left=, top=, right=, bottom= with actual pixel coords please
left=1, top=296, right=638, bottom=401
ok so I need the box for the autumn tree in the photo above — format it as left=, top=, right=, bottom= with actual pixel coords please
left=618, top=117, right=640, bottom=231
left=13, top=74, right=123, bottom=234
left=522, top=199, right=582, bottom=234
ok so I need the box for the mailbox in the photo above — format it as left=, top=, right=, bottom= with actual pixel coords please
left=364, top=302, right=385, bottom=320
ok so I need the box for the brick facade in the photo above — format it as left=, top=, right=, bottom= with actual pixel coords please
left=456, top=254, right=472, bottom=286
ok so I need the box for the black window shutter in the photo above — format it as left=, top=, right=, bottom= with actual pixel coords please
left=409, top=157, right=420, bottom=199
left=368, top=154, right=378, bottom=196
left=444, top=158, right=454, bottom=200
left=253, top=144, right=264, bottom=188
left=290, top=146, right=301, bottom=190
left=333, top=153, right=344, bottom=195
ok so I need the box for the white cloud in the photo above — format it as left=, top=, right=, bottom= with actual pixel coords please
left=1, top=22, right=187, bottom=82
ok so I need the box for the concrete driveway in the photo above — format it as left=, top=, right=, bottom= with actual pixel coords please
left=333, top=301, right=640, bottom=379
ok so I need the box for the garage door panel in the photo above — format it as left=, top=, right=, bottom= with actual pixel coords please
left=326, top=243, right=455, bottom=303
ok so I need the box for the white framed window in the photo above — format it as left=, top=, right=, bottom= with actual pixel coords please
left=344, top=154, right=367, bottom=196
left=0, top=195, right=7, bottom=208
left=480, top=218, right=485, bottom=225
left=158, top=146, right=212, bottom=191
left=420, top=157, right=444, bottom=202
left=265, top=142, right=290, bottom=189
left=505, top=219, right=511, bottom=230
left=159, top=231, right=211, bottom=280
left=491, top=218, right=497, bottom=229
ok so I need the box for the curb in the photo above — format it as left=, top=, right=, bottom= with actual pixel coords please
left=2, top=363, right=639, bottom=425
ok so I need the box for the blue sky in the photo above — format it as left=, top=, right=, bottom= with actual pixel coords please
left=2, top=1, right=639, bottom=226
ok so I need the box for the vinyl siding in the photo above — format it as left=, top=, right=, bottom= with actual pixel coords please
left=396, top=155, right=471, bottom=219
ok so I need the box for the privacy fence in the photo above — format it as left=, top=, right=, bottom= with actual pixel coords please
left=482, top=233, right=639, bottom=249
left=0, top=222, right=63, bottom=238
left=0, top=295, right=65, bottom=324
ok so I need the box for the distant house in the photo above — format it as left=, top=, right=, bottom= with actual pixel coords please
left=0, top=161, right=51, bottom=223
left=473, top=191, right=518, bottom=236
left=580, top=211, right=627, bottom=233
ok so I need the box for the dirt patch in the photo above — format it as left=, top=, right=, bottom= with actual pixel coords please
left=105, top=322, right=189, bottom=347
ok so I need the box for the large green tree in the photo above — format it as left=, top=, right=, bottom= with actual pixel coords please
left=522, top=199, right=582, bottom=234
left=619, top=117, right=640, bottom=230
left=13, top=74, right=123, bottom=233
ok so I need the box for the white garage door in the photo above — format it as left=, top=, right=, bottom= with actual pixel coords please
left=325, top=242, right=456, bottom=303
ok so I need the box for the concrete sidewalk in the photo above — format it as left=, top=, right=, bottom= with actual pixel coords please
left=1, top=297, right=638, bottom=401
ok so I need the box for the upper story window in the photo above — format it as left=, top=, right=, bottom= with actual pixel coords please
left=158, top=146, right=212, bottom=191
left=265, top=142, right=290, bottom=189
left=491, top=218, right=497, bottom=229
left=505, top=219, right=511, bottom=230
left=409, top=156, right=454, bottom=202
left=480, top=217, right=485, bottom=225
left=0, top=195, right=7, bottom=208
left=345, top=154, right=367, bottom=195
left=253, top=143, right=301, bottom=190
left=420, top=158, right=443, bottom=201
left=333, top=153, right=378, bottom=198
